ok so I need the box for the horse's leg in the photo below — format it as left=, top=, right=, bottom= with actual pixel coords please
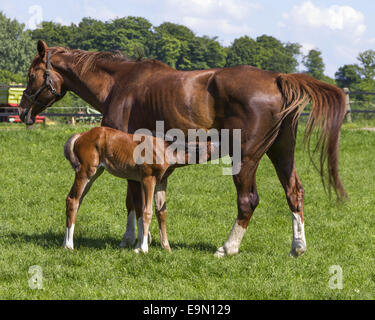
left=266, top=121, right=306, bottom=257
left=154, top=178, right=171, bottom=251
left=120, top=181, right=139, bottom=247
left=215, top=159, right=260, bottom=257
left=134, top=176, right=156, bottom=253
left=63, top=166, right=104, bottom=249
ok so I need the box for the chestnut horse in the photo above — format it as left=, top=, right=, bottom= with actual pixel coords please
left=19, top=40, right=347, bottom=257
left=63, top=126, right=214, bottom=253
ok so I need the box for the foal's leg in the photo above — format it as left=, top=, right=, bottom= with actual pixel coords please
left=134, top=176, right=156, bottom=253
left=154, top=178, right=171, bottom=251
left=63, top=166, right=104, bottom=249
left=267, top=121, right=306, bottom=257
left=120, top=181, right=152, bottom=248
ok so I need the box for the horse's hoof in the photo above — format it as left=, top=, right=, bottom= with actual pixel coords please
left=214, top=245, right=239, bottom=258
left=290, top=240, right=306, bottom=257
left=214, top=247, right=225, bottom=258
left=120, top=233, right=137, bottom=248
left=120, top=238, right=136, bottom=248
left=63, top=243, right=74, bottom=250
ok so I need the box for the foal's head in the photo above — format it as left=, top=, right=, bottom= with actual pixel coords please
left=19, top=40, right=66, bottom=125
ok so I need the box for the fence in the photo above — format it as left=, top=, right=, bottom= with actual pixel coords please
left=0, top=105, right=102, bottom=125
left=343, top=88, right=375, bottom=122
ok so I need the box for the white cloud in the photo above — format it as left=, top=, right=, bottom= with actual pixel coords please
left=182, top=16, right=254, bottom=45
left=287, top=1, right=366, bottom=37
left=163, top=0, right=261, bottom=44
left=54, top=16, right=70, bottom=26
left=166, top=0, right=261, bottom=20
left=83, top=0, right=118, bottom=21
left=27, top=5, right=43, bottom=30
left=300, top=42, right=316, bottom=56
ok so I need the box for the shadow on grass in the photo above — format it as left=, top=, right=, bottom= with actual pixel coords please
left=4, top=231, right=218, bottom=253
left=5, top=230, right=120, bottom=249
left=168, top=241, right=218, bottom=253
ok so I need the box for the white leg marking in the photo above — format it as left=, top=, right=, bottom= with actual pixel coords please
left=63, top=224, right=75, bottom=250
left=120, top=210, right=137, bottom=248
left=290, top=212, right=307, bottom=257
left=215, top=220, right=246, bottom=257
left=134, top=217, right=148, bottom=253
left=140, top=234, right=149, bottom=253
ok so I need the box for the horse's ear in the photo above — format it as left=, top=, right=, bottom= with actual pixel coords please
left=37, top=40, right=48, bottom=59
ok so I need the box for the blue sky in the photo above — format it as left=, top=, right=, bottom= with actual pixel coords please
left=1, top=0, right=374, bottom=77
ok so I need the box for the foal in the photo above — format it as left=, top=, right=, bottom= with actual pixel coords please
left=63, top=126, right=214, bottom=253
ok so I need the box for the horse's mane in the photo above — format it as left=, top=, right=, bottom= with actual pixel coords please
left=48, top=46, right=133, bottom=75
left=47, top=46, right=172, bottom=75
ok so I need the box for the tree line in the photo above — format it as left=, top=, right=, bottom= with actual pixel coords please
left=1, top=11, right=375, bottom=97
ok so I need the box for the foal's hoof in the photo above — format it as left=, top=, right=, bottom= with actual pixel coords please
left=63, top=243, right=74, bottom=250
left=290, top=240, right=306, bottom=257
left=161, top=244, right=172, bottom=252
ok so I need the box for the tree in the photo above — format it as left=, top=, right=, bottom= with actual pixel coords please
left=153, top=22, right=226, bottom=70
left=0, top=12, right=36, bottom=75
left=256, top=35, right=300, bottom=73
left=225, top=36, right=261, bottom=68
left=107, top=17, right=155, bottom=58
left=0, top=69, right=26, bottom=84
left=31, top=21, right=76, bottom=48
left=356, top=50, right=375, bottom=92
left=335, top=64, right=362, bottom=90
left=200, top=36, right=226, bottom=69
left=226, top=35, right=300, bottom=73
left=303, top=49, right=325, bottom=80
left=154, top=32, right=182, bottom=69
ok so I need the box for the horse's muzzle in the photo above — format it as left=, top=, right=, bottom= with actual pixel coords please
left=19, top=107, right=35, bottom=125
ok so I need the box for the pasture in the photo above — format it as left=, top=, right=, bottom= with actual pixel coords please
left=0, top=121, right=374, bottom=300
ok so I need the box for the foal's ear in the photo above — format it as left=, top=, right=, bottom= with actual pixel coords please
left=37, top=40, right=48, bottom=59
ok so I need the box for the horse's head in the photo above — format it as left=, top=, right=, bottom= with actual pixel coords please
left=19, top=40, right=66, bottom=125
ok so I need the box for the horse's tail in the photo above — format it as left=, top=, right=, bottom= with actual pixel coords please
left=64, top=133, right=81, bottom=171
left=276, top=73, right=347, bottom=200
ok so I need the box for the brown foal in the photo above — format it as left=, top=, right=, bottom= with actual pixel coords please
left=63, top=126, right=214, bottom=252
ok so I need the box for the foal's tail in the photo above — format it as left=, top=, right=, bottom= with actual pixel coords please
left=64, top=133, right=81, bottom=171
left=276, top=73, right=347, bottom=200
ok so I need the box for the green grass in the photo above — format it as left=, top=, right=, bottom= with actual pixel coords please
left=0, top=121, right=375, bottom=300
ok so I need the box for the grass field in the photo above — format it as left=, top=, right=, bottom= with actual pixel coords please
left=0, top=120, right=374, bottom=300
